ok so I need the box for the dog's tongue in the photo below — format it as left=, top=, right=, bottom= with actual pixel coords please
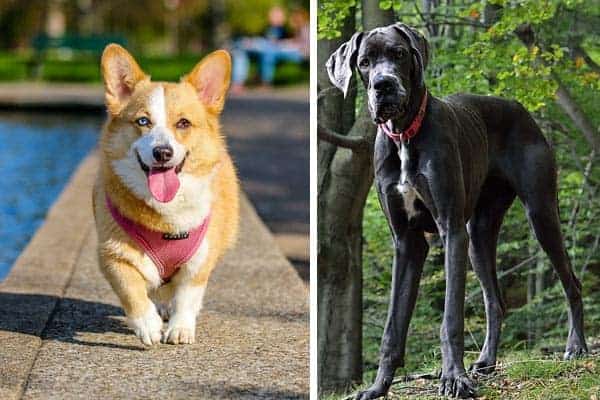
left=148, top=168, right=180, bottom=203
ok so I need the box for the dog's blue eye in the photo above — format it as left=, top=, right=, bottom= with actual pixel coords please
left=136, top=117, right=150, bottom=127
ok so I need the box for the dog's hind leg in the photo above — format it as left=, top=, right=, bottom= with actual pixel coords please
left=520, top=192, right=588, bottom=359
left=515, top=142, right=588, bottom=359
left=466, top=179, right=515, bottom=374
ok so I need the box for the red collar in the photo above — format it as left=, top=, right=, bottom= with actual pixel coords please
left=379, top=90, right=428, bottom=143
left=106, top=195, right=210, bottom=283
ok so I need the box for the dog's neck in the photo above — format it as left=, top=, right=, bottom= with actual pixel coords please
left=391, top=85, right=428, bottom=134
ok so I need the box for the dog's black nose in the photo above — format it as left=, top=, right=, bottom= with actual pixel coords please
left=373, top=76, right=396, bottom=95
left=153, top=145, right=173, bottom=163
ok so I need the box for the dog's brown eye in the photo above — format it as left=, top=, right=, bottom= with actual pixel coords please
left=359, top=58, right=369, bottom=68
left=176, top=118, right=191, bottom=129
left=397, top=48, right=408, bottom=58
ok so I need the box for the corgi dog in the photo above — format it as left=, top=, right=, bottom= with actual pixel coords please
left=93, top=44, right=239, bottom=345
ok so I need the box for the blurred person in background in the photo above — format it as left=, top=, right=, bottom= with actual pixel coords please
left=231, top=6, right=309, bottom=93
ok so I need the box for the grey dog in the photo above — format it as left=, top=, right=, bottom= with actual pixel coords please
left=326, top=23, right=588, bottom=399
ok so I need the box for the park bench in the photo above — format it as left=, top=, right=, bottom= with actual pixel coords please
left=29, top=33, right=127, bottom=79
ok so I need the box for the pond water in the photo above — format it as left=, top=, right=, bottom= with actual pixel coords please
left=0, top=111, right=101, bottom=280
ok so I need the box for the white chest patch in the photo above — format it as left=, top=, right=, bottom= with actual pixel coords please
left=397, top=143, right=420, bottom=218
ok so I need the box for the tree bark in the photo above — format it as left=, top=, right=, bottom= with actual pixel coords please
left=317, top=10, right=361, bottom=394
left=317, top=1, right=394, bottom=394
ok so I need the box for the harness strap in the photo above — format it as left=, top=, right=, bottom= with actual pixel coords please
left=106, top=195, right=210, bottom=282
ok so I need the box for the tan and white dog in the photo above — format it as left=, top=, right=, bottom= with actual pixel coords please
left=93, top=44, right=239, bottom=345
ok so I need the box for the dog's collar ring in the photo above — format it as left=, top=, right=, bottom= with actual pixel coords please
left=379, top=90, right=428, bottom=143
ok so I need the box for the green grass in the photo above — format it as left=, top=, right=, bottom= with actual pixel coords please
left=325, top=352, right=600, bottom=400
left=0, top=51, right=309, bottom=85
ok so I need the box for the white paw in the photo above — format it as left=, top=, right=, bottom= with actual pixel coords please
left=128, top=304, right=163, bottom=346
left=163, top=313, right=197, bottom=344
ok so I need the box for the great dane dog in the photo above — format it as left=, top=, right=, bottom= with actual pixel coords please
left=326, top=23, right=588, bottom=399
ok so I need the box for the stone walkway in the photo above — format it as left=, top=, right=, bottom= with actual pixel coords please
left=0, top=154, right=308, bottom=397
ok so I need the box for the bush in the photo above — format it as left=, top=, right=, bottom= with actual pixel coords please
left=0, top=51, right=309, bottom=86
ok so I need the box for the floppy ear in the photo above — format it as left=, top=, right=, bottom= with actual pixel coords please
left=325, top=32, right=364, bottom=97
left=392, top=23, right=429, bottom=86
left=101, top=44, right=147, bottom=114
left=183, top=50, right=231, bottom=114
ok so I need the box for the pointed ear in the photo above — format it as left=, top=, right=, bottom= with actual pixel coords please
left=183, top=50, right=231, bottom=114
left=325, top=32, right=364, bottom=97
left=101, top=44, right=147, bottom=114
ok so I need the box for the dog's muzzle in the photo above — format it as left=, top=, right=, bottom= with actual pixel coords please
left=370, top=75, right=408, bottom=123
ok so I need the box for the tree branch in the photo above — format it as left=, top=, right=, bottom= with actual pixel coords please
left=514, top=23, right=600, bottom=153
left=318, top=123, right=369, bottom=152
left=553, top=75, right=600, bottom=153
left=567, top=149, right=596, bottom=234
left=395, top=10, right=489, bottom=29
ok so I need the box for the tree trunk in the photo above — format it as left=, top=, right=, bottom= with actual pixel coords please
left=318, top=107, right=377, bottom=394
left=207, top=0, right=229, bottom=49
left=317, top=2, right=394, bottom=395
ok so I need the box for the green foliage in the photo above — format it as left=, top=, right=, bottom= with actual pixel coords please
left=0, top=52, right=308, bottom=85
left=319, top=0, right=599, bottom=111
left=317, top=0, right=357, bottom=39
left=318, top=0, right=599, bottom=396
left=0, top=0, right=309, bottom=53
left=0, top=52, right=28, bottom=80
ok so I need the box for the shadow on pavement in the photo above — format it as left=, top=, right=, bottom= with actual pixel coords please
left=189, top=382, right=308, bottom=399
left=0, top=292, right=144, bottom=351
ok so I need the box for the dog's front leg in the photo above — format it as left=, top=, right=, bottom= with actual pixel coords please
left=437, top=222, right=476, bottom=398
left=357, top=185, right=428, bottom=400
left=163, top=283, right=206, bottom=344
left=423, top=146, right=477, bottom=398
left=101, top=259, right=163, bottom=346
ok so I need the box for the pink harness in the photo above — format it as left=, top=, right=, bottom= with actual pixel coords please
left=106, top=195, right=210, bottom=282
